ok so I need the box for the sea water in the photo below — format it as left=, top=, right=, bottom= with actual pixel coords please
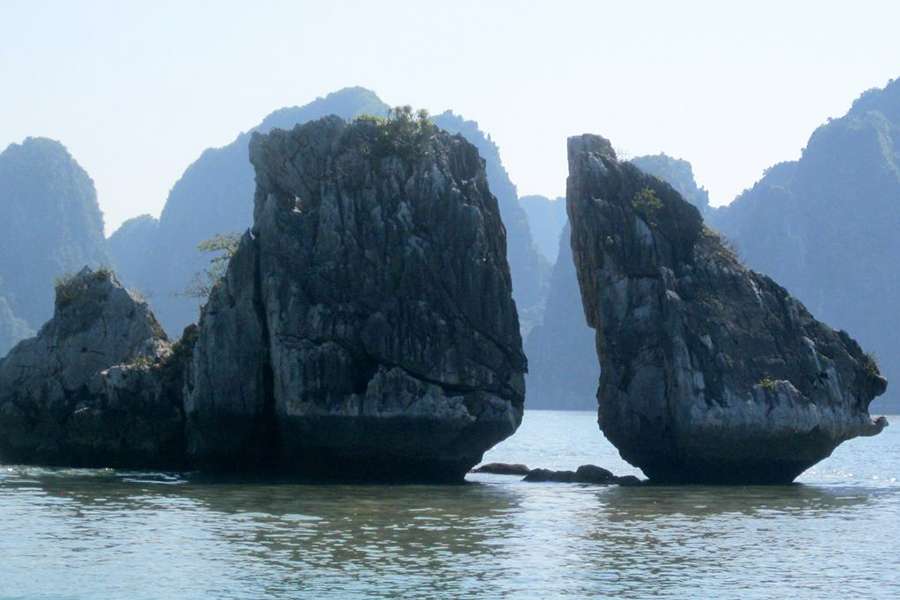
left=1, top=410, right=898, bottom=599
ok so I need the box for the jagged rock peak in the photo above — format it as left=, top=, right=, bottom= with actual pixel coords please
left=0, top=267, right=186, bottom=468
left=566, top=133, right=887, bottom=484
left=186, top=114, right=527, bottom=481
left=43, top=267, right=167, bottom=371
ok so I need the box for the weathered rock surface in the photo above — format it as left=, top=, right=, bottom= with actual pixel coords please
left=0, top=268, right=188, bottom=468
left=567, top=134, right=888, bottom=484
left=186, top=115, right=527, bottom=481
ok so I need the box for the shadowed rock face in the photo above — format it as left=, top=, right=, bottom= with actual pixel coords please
left=186, top=116, right=527, bottom=481
left=0, top=268, right=189, bottom=468
left=566, top=134, right=888, bottom=484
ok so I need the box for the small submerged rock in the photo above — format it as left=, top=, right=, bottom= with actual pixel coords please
left=471, top=462, right=531, bottom=475
left=472, top=461, right=642, bottom=485
left=566, top=134, right=888, bottom=484
left=523, top=464, right=639, bottom=485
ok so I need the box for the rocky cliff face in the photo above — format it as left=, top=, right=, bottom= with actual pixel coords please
left=567, top=134, right=887, bottom=483
left=0, top=268, right=187, bottom=468
left=709, top=78, right=900, bottom=411
left=186, top=115, right=527, bottom=481
left=0, top=138, right=109, bottom=343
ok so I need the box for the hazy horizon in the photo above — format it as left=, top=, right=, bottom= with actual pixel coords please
left=3, top=0, right=900, bottom=234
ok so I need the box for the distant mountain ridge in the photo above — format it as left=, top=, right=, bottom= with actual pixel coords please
left=709, top=77, right=900, bottom=411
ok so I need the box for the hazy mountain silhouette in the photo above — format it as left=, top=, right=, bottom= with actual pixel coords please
left=0, top=137, right=109, bottom=353
left=107, top=214, right=158, bottom=293
left=710, top=77, right=900, bottom=411
left=520, top=195, right=567, bottom=263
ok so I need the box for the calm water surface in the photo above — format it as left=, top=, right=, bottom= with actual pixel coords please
left=2, top=410, right=899, bottom=599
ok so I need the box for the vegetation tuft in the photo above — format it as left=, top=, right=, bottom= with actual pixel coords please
left=183, top=233, right=242, bottom=300
left=758, top=376, right=778, bottom=391
left=354, top=105, right=438, bottom=161
left=632, top=187, right=663, bottom=221
left=54, top=267, right=115, bottom=308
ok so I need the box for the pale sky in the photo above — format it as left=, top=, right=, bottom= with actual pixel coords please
left=2, top=0, right=899, bottom=233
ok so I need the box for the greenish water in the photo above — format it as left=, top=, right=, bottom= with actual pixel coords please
left=1, top=410, right=898, bottom=599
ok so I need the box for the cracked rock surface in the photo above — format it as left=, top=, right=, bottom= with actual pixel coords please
left=186, top=116, right=527, bottom=481
left=567, top=134, right=888, bottom=484
left=0, top=268, right=187, bottom=468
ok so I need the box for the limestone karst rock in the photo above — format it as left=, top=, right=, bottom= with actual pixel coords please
left=185, top=115, right=527, bottom=481
left=566, top=134, right=888, bottom=483
left=0, top=268, right=188, bottom=468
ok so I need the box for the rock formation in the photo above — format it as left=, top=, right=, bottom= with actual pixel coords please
left=0, top=268, right=188, bottom=468
left=0, top=137, right=109, bottom=345
left=567, top=134, right=888, bottom=484
left=185, top=114, right=527, bottom=481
